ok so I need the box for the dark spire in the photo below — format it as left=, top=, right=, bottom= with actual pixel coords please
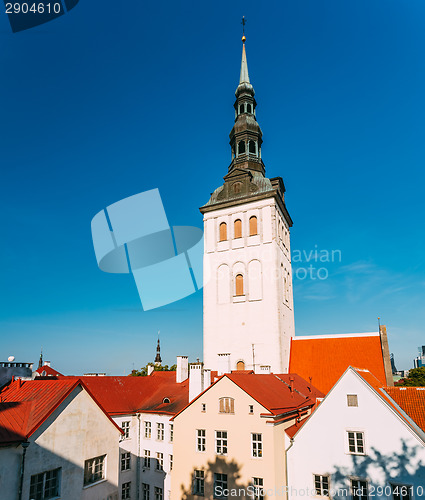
left=154, top=333, right=162, bottom=366
left=38, top=347, right=43, bottom=369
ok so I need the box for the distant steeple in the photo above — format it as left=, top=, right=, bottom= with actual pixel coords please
left=154, top=332, right=162, bottom=366
left=38, top=347, right=43, bottom=369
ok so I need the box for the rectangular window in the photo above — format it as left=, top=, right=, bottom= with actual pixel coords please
left=219, top=397, right=235, bottom=414
left=156, top=452, right=164, bottom=471
left=214, top=473, right=228, bottom=499
left=193, top=470, right=205, bottom=496
left=122, top=421, right=130, bottom=439
left=142, top=483, right=150, bottom=500
left=169, top=454, right=173, bottom=471
left=143, top=450, right=151, bottom=469
left=169, top=423, right=174, bottom=442
left=122, top=481, right=131, bottom=500
left=84, top=455, right=106, bottom=486
left=157, top=422, right=165, bottom=440
left=121, top=452, right=131, bottom=471
left=215, top=430, right=228, bottom=455
left=392, top=484, right=413, bottom=500
left=29, top=468, right=61, bottom=500
left=252, top=478, right=264, bottom=500
left=352, top=479, right=368, bottom=500
left=347, top=395, right=359, bottom=407
left=197, top=429, right=206, bottom=452
left=202, top=403, right=206, bottom=412
left=154, top=486, right=163, bottom=500
left=251, top=433, right=262, bottom=458
left=144, top=421, right=151, bottom=439
left=347, top=431, right=365, bottom=454
left=314, top=475, right=330, bottom=497
left=249, top=405, right=254, bottom=414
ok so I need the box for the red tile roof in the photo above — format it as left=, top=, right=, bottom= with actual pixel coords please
left=35, top=365, right=63, bottom=377
left=289, top=333, right=387, bottom=394
left=62, top=371, right=189, bottom=416
left=384, top=387, right=425, bottom=434
left=0, top=378, right=121, bottom=444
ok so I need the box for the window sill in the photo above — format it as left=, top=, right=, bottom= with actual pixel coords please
left=233, top=295, right=246, bottom=303
left=83, top=478, right=107, bottom=490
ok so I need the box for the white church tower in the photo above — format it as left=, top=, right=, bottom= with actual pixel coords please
left=200, top=35, right=295, bottom=374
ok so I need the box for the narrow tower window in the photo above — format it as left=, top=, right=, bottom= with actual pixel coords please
left=238, top=140, right=246, bottom=155
left=239, top=104, right=245, bottom=114
left=235, top=274, right=244, bottom=296
left=246, top=103, right=252, bottom=113
left=234, top=219, right=242, bottom=239
left=249, top=216, right=258, bottom=236
left=219, top=222, right=227, bottom=242
left=249, top=140, right=256, bottom=154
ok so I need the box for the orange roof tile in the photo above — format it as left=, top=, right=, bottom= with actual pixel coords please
left=384, top=387, right=425, bottom=433
left=289, top=334, right=387, bottom=394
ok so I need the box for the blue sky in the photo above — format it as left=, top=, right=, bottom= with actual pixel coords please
left=0, top=0, right=424, bottom=374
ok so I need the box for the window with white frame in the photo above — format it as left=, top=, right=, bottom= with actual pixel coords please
left=197, top=429, right=206, bottom=452
left=84, top=455, right=106, bottom=486
left=219, top=397, right=234, bottom=414
left=314, top=475, right=330, bottom=496
left=121, top=452, right=131, bottom=471
left=29, top=468, right=61, bottom=500
left=122, top=481, right=131, bottom=500
left=144, top=421, right=151, bottom=438
left=169, top=423, right=173, bottom=442
left=351, top=479, right=368, bottom=500
left=122, top=420, right=130, bottom=439
left=155, top=486, right=163, bottom=500
left=193, top=470, right=205, bottom=496
left=142, top=483, right=150, bottom=500
left=347, top=431, right=365, bottom=454
left=143, top=450, right=151, bottom=469
left=169, top=454, right=173, bottom=471
left=157, top=422, right=165, bottom=440
left=391, top=484, right=413, bottom=500
left=214, top=473, right=228, bottom=499
left=156, top=452, right=164, bottom=471
left=251, top=433, right=262, bottom=458
left=252, top=478, right=264, bottom=500
left=347, top=394, right=359, bottom=407
left=215, top=430, right=228, bottom=455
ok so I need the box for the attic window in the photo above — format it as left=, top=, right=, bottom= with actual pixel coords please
left=347, top=395, right=358, bottom=407
left=163, top=397, right=171, bottom=404
left=219, top=397, right=234, bottom=414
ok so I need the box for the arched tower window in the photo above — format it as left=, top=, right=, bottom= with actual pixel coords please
left=247, top=103, right=252, bottom=114
left=219, top=222, right=227, bottom=242
left=233, top=182, right=242, bottom=194
left=249, top=216, right=258, bottom=236
left=249, top=140, right=256, bottom=154
left=235, top=274, right=244, bottom=296
left=239, top=104, right=244, bottom=115
left=236, top=361, right=245, bottom=370
left=234, top=219, right=242, bottom=239
left=238, top=140, right=246, bottom=155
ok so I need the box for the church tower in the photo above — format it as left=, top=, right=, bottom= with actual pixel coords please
left=200, top=35, right=295, bottom=374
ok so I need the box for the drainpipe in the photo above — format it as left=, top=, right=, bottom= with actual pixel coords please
left=284, top=438, right=294, bottom=500
left=137, top=414, right=141, bottom=500
left=18, top=441, right=30, bottom=500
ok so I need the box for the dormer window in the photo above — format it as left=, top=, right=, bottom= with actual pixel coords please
left=163, top=397, right=170, bottom=404
left=238, top=140, right=246, bottom=155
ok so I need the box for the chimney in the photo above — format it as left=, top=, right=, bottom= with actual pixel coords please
left=176, top=356, right=189, bottom=383
left=189, top=363, right=203, bottom=402
left=44, top=361, right=51, bottom=367
left=217, top=354, right=231, bottom=376
left=147, top=365, right=154, bottom=376
left=379, top=324, right=394, bottom=387
left=203, top=369, right=211, bottom=391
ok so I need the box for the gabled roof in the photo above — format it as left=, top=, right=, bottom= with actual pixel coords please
left=62, top=371, right=189, bottom=416
left=0, top=378, right=121, bottom=445
left=289, top=333, right=387, bottom=394
left=384, top=387, right=425, bottom=434
left=172, top=371, right=324, bottom=421
left=34, top=365, right=63, bottom=377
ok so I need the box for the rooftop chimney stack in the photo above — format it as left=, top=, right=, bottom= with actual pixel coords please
left=176, top=356, right=189, bottom=383
left=217, top=354, right=231, bottom=376
left=189, top=363, right=203, bottom=402
left=147, top=365, right=154, bottom=376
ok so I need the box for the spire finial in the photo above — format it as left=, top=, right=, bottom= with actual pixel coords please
left=241, top=16, right=246, bottom=43
left=239, top=19, right=250, bottom=85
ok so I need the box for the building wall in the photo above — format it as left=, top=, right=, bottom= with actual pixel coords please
left=0, top=444, right=22, bottom=498
left=21, top=386, right=120, bottom=500
left=287, top=370, right=425, bottom=500
left=171, top=377, right=290, bottom=500
left=203, top=197, right=294, bottom=374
